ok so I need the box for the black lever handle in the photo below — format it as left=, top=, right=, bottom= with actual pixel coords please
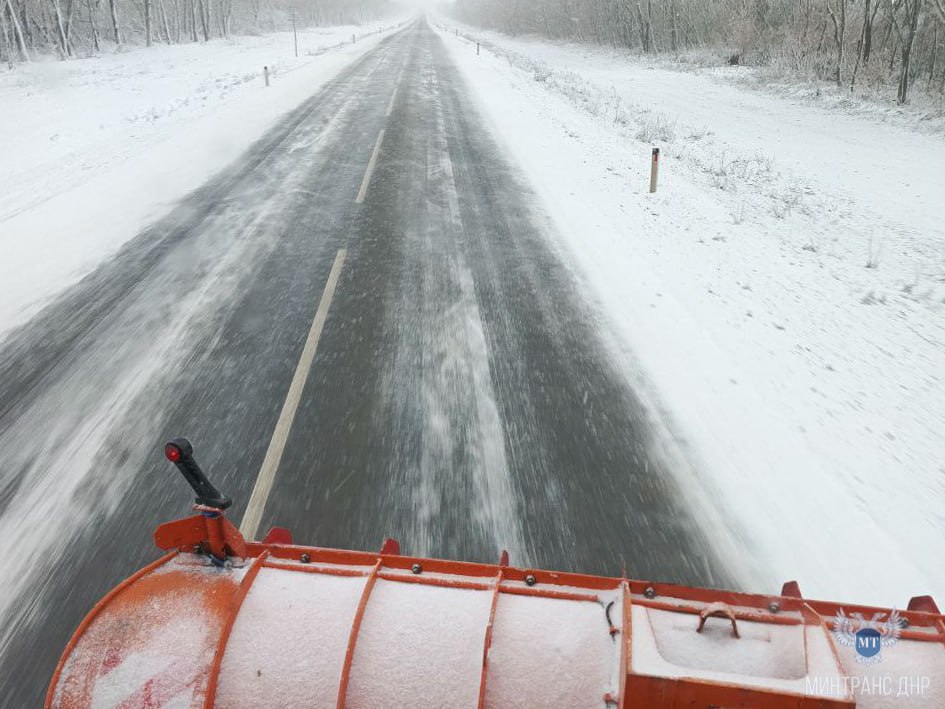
left=164, top=438, right=232, bottom=510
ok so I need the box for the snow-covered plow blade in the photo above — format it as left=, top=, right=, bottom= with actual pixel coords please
left=47, top=441, right=945, bottom=707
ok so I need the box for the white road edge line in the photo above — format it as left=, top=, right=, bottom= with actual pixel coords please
left=355, top=129, right=385, bottom=204
left=240, top=248, right=348, bottom=539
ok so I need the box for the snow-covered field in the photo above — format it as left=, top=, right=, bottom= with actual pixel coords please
left=0, top=17, right=408, bottom=334
left=437, top=21, right=945, bottom=606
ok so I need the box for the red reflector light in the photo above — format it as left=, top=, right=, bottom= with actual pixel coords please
left=164, top=443, right=182, bottom=463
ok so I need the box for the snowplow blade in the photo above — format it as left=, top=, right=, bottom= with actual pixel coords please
left=47, top=533, right=945, bottom=708
left=46, top=441, right=945, bottom=707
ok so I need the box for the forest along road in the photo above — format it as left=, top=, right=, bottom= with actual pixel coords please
left=0, top=19, right=732, bottom=706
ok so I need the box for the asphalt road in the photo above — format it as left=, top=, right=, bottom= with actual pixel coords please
left=0, top=20, right=734, bottom=707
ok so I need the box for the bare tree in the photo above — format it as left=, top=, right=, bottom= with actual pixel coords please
left=50, top=0, right=71, bottom=56
left=850, top=0, right=877, bottom=89
left=898, top=0, right=924, bottom=102
left=197, top=0, right=209, bottom=40
left=637, top=0, right=652, bottom=52
left=3, top=0, right=29, bottom=60
left=1, top=1, right=14, bottom=64
left=826, top=0, right=847, bottom=85
left=86, top=0, right=100, bottom=51
left=158, top=0, right=170, bottom=42
left=931, top=0, right=945, bottom=23
left=143, top=0, right=151, bottom=45
left=218, top=0, right=229, bottom=37
left=863, top=0, right=882, bottom=62
left=107, top=0, right=121, bottom=44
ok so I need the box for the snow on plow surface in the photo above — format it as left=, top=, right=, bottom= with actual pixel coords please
left=47, top=550, right=945, bottom=707
left=49, top=554, right=625, bottom=708
left=217, top=568, right=369, bottom=707
left=436, top=20, right=945, bottom=607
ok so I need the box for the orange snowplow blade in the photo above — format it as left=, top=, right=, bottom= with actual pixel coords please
left=46, top=439, right=945, bottom=707
left=47, top=523, right=945, bottom=707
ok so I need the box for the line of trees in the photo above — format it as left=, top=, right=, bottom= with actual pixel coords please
left=1, top=0, right=389, bottom=64
left=452, top=0, right=945, bottom=104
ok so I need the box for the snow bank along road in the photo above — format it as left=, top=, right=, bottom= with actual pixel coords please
left=0, top=20, right=731, bottom=706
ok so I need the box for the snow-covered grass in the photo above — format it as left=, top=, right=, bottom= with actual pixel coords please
left=651, top=48, right=945, bottom=134
left=722, top=63, right=945, bottom=132
left=0, top=17, right=410, bottom=335
left=437, top=21, right=945, bottom=607
left=446, top=27, right=945, bottom=135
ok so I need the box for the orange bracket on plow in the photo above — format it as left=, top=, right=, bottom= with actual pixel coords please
left=154, top=507, right=247, bottom=561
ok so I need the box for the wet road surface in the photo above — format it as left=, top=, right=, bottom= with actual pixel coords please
left=0, top=19, right=733, bottom=706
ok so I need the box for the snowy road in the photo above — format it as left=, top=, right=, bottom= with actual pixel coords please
left=439, top=23, right=945, bottom=608
left=0, top=20, right=731, bottom=705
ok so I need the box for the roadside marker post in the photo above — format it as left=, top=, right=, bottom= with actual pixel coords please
left=649, top=147, right=659, bottom=193
left=263, top=66, right=270, bottom=87
left=477, top=42, right=480, bottom=55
